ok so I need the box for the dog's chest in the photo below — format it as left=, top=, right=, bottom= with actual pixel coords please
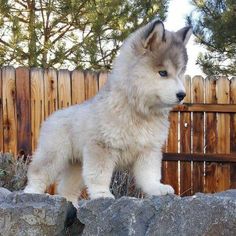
left=102, top=117, right=169, bottom=152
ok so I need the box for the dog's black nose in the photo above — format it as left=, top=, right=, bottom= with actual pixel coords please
left=176, top=92, right=186, bottom=101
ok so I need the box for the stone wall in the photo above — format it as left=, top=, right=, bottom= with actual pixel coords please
left=0, top=188, right=76, bottom=236
left=1, top=188, right=236, bottom=236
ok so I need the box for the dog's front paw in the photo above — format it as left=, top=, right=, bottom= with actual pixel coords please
left=24, top=186, right=43, bottom=194
left=157, top=183, right=175, bottom=195
left=90, top=191, right=115, bottom=200
left=147, top=183, right=175, bottom=196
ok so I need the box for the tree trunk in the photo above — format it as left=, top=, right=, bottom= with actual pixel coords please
left=28, top=0, right=37, bottom=67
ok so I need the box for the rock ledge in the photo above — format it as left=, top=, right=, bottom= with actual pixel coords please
left=78, top=190, right=236, bottom=236
left=1, top=188, right=236, bottom=236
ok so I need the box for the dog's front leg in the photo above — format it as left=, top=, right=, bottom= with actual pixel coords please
left=133, top=149, right=174, bottom=196
left=82, top=143, right=115, bottom=199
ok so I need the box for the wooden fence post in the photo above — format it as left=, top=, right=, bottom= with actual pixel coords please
left=31, top=68, right=45, bottom=152
left=165, top=107, right=179, bottom=194
left=16, top=67, right=31, bottom=156
left=204, top=76, right=217, bottom=192
left=98, top=71, right=108, bottom=90
left=44, top=69, right=58, bottom=118
left=0, top=68, right=3, bottom=152
left=58, top=69, right=71, bottom=109
left=71, top=70, right=85, bottom=105
left=230, top=77, right=236, bottom=188
left=216, top=77, right=230, bottom=191
left=192, top=75, right=205, bottom=193
left=2, top=66, right=17, bottom=154
left=180, top=75, right=192, bottom=196
left=85, top=71, right=98, bottom=100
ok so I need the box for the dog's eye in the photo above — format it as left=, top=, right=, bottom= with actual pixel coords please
left=158, top=70, right=168, bottom=77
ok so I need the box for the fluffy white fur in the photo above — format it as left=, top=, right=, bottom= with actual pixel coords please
left=24, top=20, right=192, bottom=205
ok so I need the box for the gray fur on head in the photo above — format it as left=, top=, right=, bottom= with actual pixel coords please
left=111, top=20, right=192, bottom=116
left=176, top=26, right=192, bottom=45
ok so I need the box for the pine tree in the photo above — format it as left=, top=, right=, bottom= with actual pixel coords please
left=0, top=0, right=169, bottom=70
left=188, top=0, right=236, bottom=76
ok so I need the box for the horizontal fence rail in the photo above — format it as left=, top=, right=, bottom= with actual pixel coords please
left=0, top=67, right=235, bottom=196
left=173, top=104, right=236, bottom=113
left=163, top=153, right=236, bottom=163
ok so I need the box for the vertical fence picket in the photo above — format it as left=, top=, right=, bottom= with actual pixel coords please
left=71, top=70, right=85, bottom=105
left=31, top=68, right=44, bottom=152
left=230, top=77, right=236, bottom=188
left=180, top=75, right=192, bottom=196
left=161, top=140, right=168, bottom=185
left=165, top=112, right=179, bottom=194
left=98, top=72, right=108, bottom=90
left=44, top=68, right=59, bottom=195
left=58, top=70, right=71, bottom=109
left=16, top=67, right=31, bottom=156
left=0, top=68, right=3, bottom=152
left=192, top=76, right=205, bottom=193
left=2, top=67, right=17, bottom=154
left=216, top=77, right=230, bottom=191
left=44, top=69, right=58, bottom=118
left=204, top=77, right=218, bottom=193
left=85, top=71, right=98, bottom=100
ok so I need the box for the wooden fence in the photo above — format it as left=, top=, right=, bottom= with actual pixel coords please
left=0, top=66, right=235, bottom=196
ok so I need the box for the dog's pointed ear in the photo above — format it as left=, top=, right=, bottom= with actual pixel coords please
left=143, top=20, right=165, bottom=50
left=176, top=26, right=192, bottom=45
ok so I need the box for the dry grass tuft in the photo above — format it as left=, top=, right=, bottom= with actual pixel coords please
left=111, top=170, right=145, bottom=199
left=0, top=153, right=30, bottom=191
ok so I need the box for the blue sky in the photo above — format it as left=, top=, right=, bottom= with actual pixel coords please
left=165, top=0, right=205, bottom=76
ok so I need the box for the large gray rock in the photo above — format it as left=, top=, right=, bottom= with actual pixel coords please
left=1, top=189, right=236, bottom=236
left=78, top=190, right=236, bottom=236
left=0, top=192, right=73, bottom=236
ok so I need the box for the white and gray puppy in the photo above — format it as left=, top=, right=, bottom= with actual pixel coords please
left=25, top=19, right=192, bottom=206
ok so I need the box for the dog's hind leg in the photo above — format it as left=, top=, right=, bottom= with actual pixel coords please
left=24, top=148, right=67, bottom=194
left=57, top=162, right=84, bottom=207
